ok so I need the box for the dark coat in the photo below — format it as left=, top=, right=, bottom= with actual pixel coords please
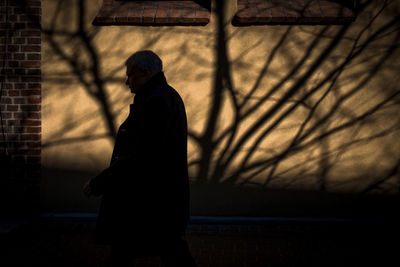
left=89, top=72, right=190, bottom=254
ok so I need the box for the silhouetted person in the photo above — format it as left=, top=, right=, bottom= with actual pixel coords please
left=83, top=50, right=196, bottom=267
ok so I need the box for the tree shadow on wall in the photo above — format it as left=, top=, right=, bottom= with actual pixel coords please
left=37, top=0, right=400, bottom=208
left=189, top=0, right=400, bottom=195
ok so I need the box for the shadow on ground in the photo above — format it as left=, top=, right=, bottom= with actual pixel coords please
left=0, top=217, right=399, bottom=267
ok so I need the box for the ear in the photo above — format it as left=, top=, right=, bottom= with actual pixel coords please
left=143, top=69, right=153, bottom=78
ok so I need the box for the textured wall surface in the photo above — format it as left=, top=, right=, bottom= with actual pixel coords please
left=40, top=0, right=400, bottom=214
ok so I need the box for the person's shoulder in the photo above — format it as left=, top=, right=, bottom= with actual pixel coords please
left=165, top=84, right=184, bottom=101
left=152, top=83, right=182, bottom=101
left=144, top=91, right=172, bottom=112
left=147, top=87, right=169, bottom=103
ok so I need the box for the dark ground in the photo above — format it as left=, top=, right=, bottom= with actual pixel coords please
left=1, top=216, right=399, bottom=267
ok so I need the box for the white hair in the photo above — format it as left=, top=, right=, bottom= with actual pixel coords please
left=125, top=50, right=163, bottom=75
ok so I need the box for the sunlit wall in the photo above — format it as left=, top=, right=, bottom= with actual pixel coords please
left=41, top=0, right=400, bottom=213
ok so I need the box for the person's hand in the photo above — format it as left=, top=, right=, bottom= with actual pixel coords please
left=83, top=180, right=92, bottom=198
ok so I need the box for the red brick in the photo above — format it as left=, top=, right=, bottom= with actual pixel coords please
left=11, top=112, right=21, bottom=119
left=22, top=77, right=40, bottom=83
left=13, top=8, right=25, bottom=14
left=25, top=0, right=42, bottom=6
left=9, top=14, right=18, bottom=22
left=4, top=68, right=14, bottom=75
left=1, top=97, right=12, bottom=104
left=142, top=5, right=157, bottom=23
left=20, top=120, right=40, bottom=127
left=270, top=6, right=286, bottom=23
left=180, top=1, right=197, bottom=8
left=27, top=38, right=40, bottom=44
left=21, top=60, right=41, bottom=68
left=0, top=31, right=11, bottom=37
left=21, top=30, right=40, bottom=37
left=13, top=112, right=28, bottom=119
left=26, top=127, right=41, bottom=133
left=11, top=126, right=24, bottom=134
left=7, top=45, right=20, bottom=52
left=27, top=96, right=40, bottom=104
left=28, top=83, right=41, bottom=89
left=14, top=22, right=26, bottom=29
left=169, top=5, right=182, bottom=23
left=6, top=76, right=20, bottom=82
left=126, top=6, right=142, bottom=24
left=19, top=15, right=30, bottom=22
left=27, top=112, right=40, bottom=119
left=21, top=45, right=40, bottom=52
left=26, top=156, right=41, bottom=164
left=155, top=4, right=169, bottom=24
left=181, top=7, right=196, bottom=24
left=8, top=61, right=19, bottom=67
left=319, top=0, right=354, bottom=18
left=15, top=68, right=26, bottom=75
left=257, top=1, right=273, bottom=10
left=26, top=69, right=41, bottom=75
left=27, top=141, right=41, bottom=148
left=20, top=134, right=41, bottom=141
left=11, top=156, right=26, bottom=163
left=236, top=8, right=259, bottom=24
left=2, top=0, right=42, bottom=163
left=9, top=90, right=20, bottom=96
left=27, top=149, right=41, bottom=155
left=21, top=89, right=40, bottom=96
left=13, top=98, right=26, bottom=104
left=114, top=3, right=130, bottom=23
left=6, top=134, right=21, bottom=142
left=7, top=105, right=19, bottom=111
left=27, top=22, right=41, bottom=29
left=0, top=53, right=12, bottom=60
left=3, top=83, right=13, bottom=89
left=13, top=53, right=25, bottom=60
left=21, top=104, right=41, bottom=111
left=5, top=119, right=16, bottom=125
left=0, top=112, right=11, bottom=119
left=305, top=0, right=324, bottom=17
left=15, top=83, right=27, bottom=89
left=28, top=7, right=41, bottom=15
left=13, top=37, right=26, bottom=44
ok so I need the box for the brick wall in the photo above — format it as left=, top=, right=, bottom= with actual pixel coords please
left=0, top=0, right=41, bottom=219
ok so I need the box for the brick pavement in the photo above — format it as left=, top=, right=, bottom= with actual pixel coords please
left=1, top=218, right=399, bottom=267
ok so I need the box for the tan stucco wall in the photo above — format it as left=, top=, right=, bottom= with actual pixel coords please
left=41, top=0, right=400, bottom=213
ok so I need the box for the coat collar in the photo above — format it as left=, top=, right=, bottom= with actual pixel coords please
left=134, top=71, right=167, bottom=98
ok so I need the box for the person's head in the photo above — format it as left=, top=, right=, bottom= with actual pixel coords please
left=125, top=50, right=163, bottom=94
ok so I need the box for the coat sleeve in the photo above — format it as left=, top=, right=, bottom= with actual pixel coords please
left=89, top=96, right=172, bottom=196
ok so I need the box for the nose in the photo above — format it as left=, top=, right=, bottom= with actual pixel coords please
left=125, top=78, right=129, bottom=85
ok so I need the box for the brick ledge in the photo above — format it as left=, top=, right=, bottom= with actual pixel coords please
left=93, top=1, right=211, bottom=26
left=232, top=0, right=356, bottom=26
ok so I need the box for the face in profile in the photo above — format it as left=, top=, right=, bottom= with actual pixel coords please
left=125, top=67, right=151, bottom=94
